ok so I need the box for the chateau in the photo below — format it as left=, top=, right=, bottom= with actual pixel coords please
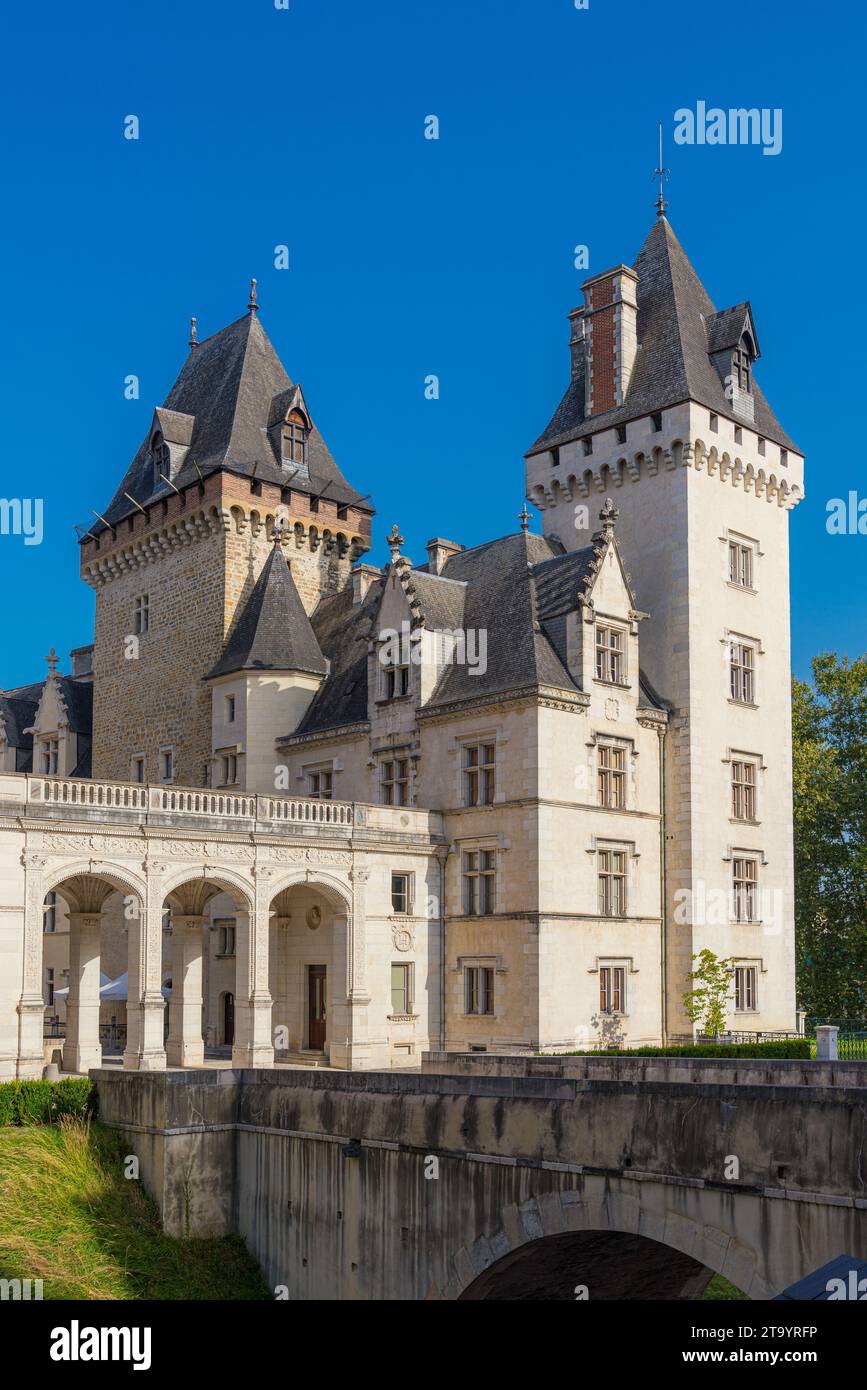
left=0, top=214, right=805, bottom=1079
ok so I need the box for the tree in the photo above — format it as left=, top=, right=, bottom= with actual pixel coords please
left=793, top=654, right=867, bottom=1019
left=683, top=949, right=736, bottom=1036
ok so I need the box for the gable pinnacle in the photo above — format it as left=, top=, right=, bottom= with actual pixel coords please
left=387, top=524, right=405, bottom=563
left=188, top=316, right=198, bottom=350
left=518, top=503, right=530, bottom=533
left=248, top=278, right=258, bottom=315
left=45, top=647, right=59, bottom=675
left=599, top=497, right=619, bottom=536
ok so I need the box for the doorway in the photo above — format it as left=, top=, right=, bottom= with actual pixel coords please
left=307, top=966, right=326, bottom=1050
left=222, top=991, right=235, bottom=1047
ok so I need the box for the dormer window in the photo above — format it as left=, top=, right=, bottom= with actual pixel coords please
left=732, top=334, right=754, bottom=393
left=282, top=411, right=308, bottom=469
left=151, top=431, right=171, bottom=482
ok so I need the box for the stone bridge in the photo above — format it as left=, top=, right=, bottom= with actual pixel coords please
left=95, top=1057, right=867, bottom=1300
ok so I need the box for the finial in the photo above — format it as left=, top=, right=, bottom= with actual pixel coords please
left=272, top=515, right=289, bottom=547
left=387, top=523, right=404, bottom=563
left=45, top=647, right=59, bottom=675
left=600, top=497, right=619, bottom=535
left=518, top=503, right=530, bottom=533
left=653, top=121, right=670, bottom=219
left=248, top=278, right=258, bottom=314
left=188, top=316, right=198, bottom=350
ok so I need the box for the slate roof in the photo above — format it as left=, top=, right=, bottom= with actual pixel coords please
left=529, top=218, right=798, bottom=456
left=0, top=688, right=40, bottom=751
left=58, top=677, right=93, bottom=734
left=91, top=312, right=371, bottom=536
left=206, top=546, right=328, bottom=680
left=288, top=530, right=666, bottom=739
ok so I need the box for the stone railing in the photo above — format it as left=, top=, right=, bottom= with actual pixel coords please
left=8, top=774, right=441, bottom=841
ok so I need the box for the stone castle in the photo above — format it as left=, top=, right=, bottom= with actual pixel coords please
left=0, top=215, right=805, bottom=1078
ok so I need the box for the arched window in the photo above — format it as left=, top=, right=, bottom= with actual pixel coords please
left=732, top=333, right=754, bottom=393
left=151, top=431, right=171, bottom=480
left=282, top=411, right=308, bottom=468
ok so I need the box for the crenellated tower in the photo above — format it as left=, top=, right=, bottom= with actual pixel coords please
left=525, top=216, right=805, bottom=1037
left=81, top=287, right=373, bottom=788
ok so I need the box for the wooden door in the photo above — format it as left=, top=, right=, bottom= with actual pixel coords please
left=308, top=966, right=326, bottom=1050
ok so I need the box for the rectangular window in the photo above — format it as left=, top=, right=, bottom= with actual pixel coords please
left=216, top=920, right=236, bottom=957
left=728, top=541, right=754, bottom=589
left=463, top=849, right=496, bottom=916
left=160, top=748, right=174, bottom=784
left=41, top=739, right=59, bottom=775
left=597, top=744, right=626, bottom=808
left=582, top=436, right=593, bottom=457
left=391, top=873, right=410, bottom=914
left=734, top=965, right=757, bottom=1012
left=616, top=424, right=627, bottom=444
left=729, top=641, right=756, bottom=704
left=134, top=594, right=150, bottom=635
left=757, top=437, right=766, bottom=456
left=381, top=759, right=410, bottom=806
left=463, top=743, right=496, bottom=806
left=731, top=759, right=757, bottom=821
left=733, top=858, right=759, bottom=923
left=599, top=965, right=626, bottom=1014
left=46, top=968, right=55, bottom=1008
left=465, top=965, right=494, bottom=1016
left=598, top=848, right=627, bottom=917
left=382, top=664, right=410, bottom=700
left=651, top=412, right=663, bottom=432
left=390, top=963, right=413, bottom=1016
left=595, top=625, right=624, bottom=683
left=709, top=412, right=719, bottom=432
left=307, top=768, right=333, bottom=799
left=220, top=752, right=238, bottom=786
left=131, top=755, right=145, bottom=784
left=225, top=695, right=236, bottom=723
left=43, top=891, right=57, bottom=934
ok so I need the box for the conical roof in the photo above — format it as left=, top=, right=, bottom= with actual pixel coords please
left=205, top=545, right=328, bottom=680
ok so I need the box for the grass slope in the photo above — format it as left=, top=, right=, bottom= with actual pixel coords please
left=0, top=1118, right=269, bottom=1300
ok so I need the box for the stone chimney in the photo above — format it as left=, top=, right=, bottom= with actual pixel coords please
left=580, top=265, right=639, bottom=416
left=568, top=308, right=585, bottom=382
left=351, top=563, right=381, bottom=606
left=425, top=538, right=464, bottom=575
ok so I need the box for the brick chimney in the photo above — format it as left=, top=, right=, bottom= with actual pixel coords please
left=580, top=265, right=639, bottom=416
left=425, top=537, right=464, bottom=575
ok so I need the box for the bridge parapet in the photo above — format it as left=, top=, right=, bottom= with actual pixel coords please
left=421, top=1050, right=867, bottom=1089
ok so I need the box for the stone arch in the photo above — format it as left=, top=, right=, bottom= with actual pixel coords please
left=267, top=870, right=352, bottom=916
left=158, top=866, right=254, bottom=916
left=42, top=859, right=147, bottom=908
left=435, top=1180, right=769, bottom=1302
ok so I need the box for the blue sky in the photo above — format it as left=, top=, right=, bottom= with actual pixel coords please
left=0, top=0, right=863, bottom=689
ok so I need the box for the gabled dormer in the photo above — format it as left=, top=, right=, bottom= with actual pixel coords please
left=534, top=501, right=646, bottom=702
left=26, top=649, right=93, bottom=777
left=149, top=406, right=195, bottom=490
left=268, top=385, right=312, bottom=482
left=706, top=303, right=760, bottom=423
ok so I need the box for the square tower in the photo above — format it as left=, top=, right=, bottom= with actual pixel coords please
left=526, top=217, right=805, bottom=1037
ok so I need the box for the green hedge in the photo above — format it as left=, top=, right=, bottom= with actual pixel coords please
left=550, top=1040, right=812, bottom=1059
left=0, top=1079, right=97, bottom=1126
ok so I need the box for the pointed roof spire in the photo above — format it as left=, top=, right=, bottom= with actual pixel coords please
left=188, top=316, right=198, bottom=350
left=653, top=121, right=670, bottom=219
left=248, top=278, right=259, bottom=315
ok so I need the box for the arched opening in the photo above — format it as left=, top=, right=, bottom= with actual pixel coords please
left=458, top=1230, right=726, bottom=1301
left=268, top=878, right=351, bottom=1062
left=221, top=991, right=235, bottom=1047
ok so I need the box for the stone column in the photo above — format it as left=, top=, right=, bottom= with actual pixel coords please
left=270, top=913, right=291, bottom=1056
left=64, top=912, right=103, bottom=1074
left=124, top=885, right=166, bottom=1072
left=815, top=1025, right=839, bottom=1061
left=232, top=882, right=274, bottom=1067
left=166, top=915, right=205, bottom=1067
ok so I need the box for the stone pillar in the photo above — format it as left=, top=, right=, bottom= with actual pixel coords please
left=270, top=914, right=291, bottom=1055
left=815, top=1025, right=839, bottom=1061
left=166, top=915, right=205, bottom=1067
left=64, top=912, right=103, bottom=1074
left=15, top=858, right=48, bottom=1078
left=124, top=887, right=167, bottom=1072
left=329, top=867, right=373, bottom=1070
left=232, top=893, right=274, bottom=1068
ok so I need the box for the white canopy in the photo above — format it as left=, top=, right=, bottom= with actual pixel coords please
left=55, top=971, right=171, bottom=1002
